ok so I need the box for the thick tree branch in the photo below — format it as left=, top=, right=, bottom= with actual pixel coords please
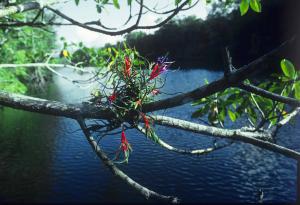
left=238, top=83, right=300, bottom=107
left=143, top=37, right=296, bottom=112
left=152, top=115, right=300, bottom=160
left=0, top=37, right=295, bottom=118
left=0, top=38, right=296, bottom=120
left=0, top=90, right=114, bottom=119
left=77, top=118, right=179, bottom=203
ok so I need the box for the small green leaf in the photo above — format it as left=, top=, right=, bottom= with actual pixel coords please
left=75, top=0, right=80, bottom=6
left=228, top=109, right=237, bottom=122
left=127, top=0, right=132, bottom=5
left=249, top=0, right=261, bottom=13
left=240, top=0, right=249, bottom=16
left=192, top=98, right=208, bottom=106
left=294, top=81, right=300, bottom=100
left=280, top=59, right=295, bottom=78
left=96, top=4, right=102, bottom=13
left=113, top=0, right=120, bottom=9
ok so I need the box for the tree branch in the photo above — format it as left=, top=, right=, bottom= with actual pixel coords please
left=0, top=90, right=114, bottom=119
left=238, top=83, right=300, bottom=107
left=0, top=0, right=68, bottom=18
left=77, top=118, right=179, bottom=203
left=0, top=63, right=91, bottom=73
left=143, top=37, right=296, bottom=112
left=136, top=125, right=231, bottom=155
left=151, top=115, right=300, bottom=160
left=45, top=0, right=191, bottom=36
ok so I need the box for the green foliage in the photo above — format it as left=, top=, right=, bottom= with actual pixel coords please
left=112, top=0, right=120, bottom=9
left=0, top=21, right=56, bottom=93
left=249, top=0, right=261, bottom=13
left=280, top=59, right=296, bottom=79
left=192, top=60, right=300, bottom=128
left=294, top=82, right=300, bottom=100
left=239, top=0, right=261, bottom=16
left=240, top=0, right=249, bottom=16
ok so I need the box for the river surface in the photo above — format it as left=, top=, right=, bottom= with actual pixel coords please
left=0, top=68, right=299, bottom=203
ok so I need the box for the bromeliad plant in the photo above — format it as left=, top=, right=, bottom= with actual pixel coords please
left=90, top=46, right=172, bottom=163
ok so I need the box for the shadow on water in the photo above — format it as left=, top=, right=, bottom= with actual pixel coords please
left=0, top=68, right=299, bottom=203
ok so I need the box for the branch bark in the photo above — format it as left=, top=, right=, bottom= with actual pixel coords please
left=0, top=90, right=114, bottom=119
left=136, top=125, right=230, bottom=155
left=152, top=115, right=300, bottom=160
left=77, top=118, right=179, bottom=203
left=238, top=83, right=300, bottom=107
left=0, top=0, right=67, bottom=18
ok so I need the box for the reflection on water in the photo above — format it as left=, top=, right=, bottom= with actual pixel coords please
left=0, top=68, right=299, bottom=203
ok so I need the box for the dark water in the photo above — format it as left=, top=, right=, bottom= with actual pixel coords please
left=0, top=69, right=299, bottom=203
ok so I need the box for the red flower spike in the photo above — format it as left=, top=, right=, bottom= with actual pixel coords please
left=141, top=113, right=150, bottom=130
left=149, top=64, right=160, bottom=80
left=124, top=57, right=131, bottom=78
left=108, top=92, right=117, bottom=103
left=121, top=130, right=129, bottom=151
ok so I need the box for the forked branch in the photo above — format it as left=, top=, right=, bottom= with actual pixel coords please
left=77, top=118, right=179, bottom=203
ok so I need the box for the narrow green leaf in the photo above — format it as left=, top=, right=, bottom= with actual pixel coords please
left=228, top=109, right=237, bottom=122
left=113, top=0, right=120, bottom=9
left=192, top=98, right=208, bottom=106
left=240, top=0, right=249, bottom=16
left=249, top=0, right=261, bottom=13
left=127, top=0, right=132, bottom=5
left=280, top=59, right=295, bottom=78
left=75, top=0, right=80, bottom=6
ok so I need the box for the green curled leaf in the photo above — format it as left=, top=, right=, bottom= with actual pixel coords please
left=113, top=0, right=120, bottom=9
left=240, top=0, right=249, bottom=16
left=280, top=59, right=295, bottom=78
left=228, top=109, right=237, bottom=122
left=249, top=0, right=261, bottom=13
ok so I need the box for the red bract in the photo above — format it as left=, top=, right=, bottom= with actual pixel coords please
left=108, top=92, right=117, bottom=103
left=121, top=130, right=128, bottom=151
left=149, top=64, right=160, bottom=80
left=141, top=113, right=150, bottom=130
left=124, top=57, right=131, bottom=78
